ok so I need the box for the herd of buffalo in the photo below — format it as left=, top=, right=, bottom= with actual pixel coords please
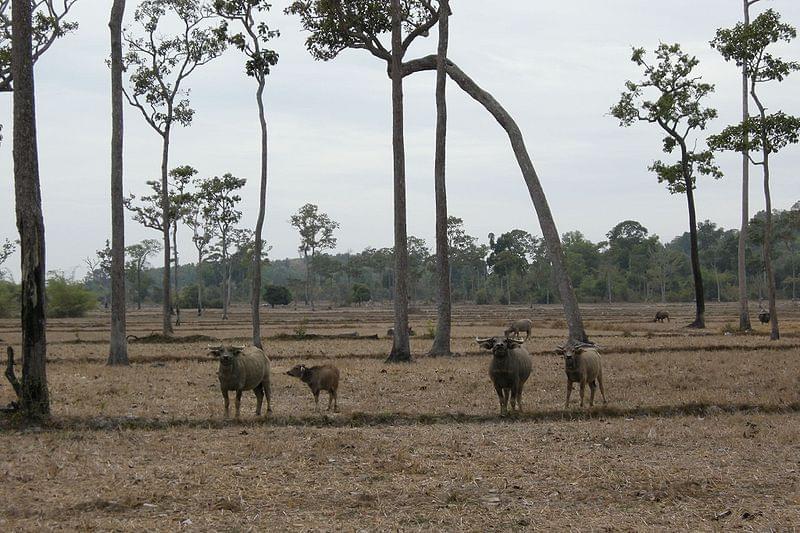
left=208, top=310, right=692, bottom=417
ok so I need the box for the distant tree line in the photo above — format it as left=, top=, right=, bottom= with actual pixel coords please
left=6, top=204, right=795, bottom=317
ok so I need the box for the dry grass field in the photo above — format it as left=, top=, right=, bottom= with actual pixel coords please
left=1, top=301, right=799, bottom=530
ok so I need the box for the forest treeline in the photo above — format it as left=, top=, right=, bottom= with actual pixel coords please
left=4, top=205, right=796, bottom=317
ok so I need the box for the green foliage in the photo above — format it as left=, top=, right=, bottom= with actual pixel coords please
left=285, top=0, right=438, bottom=62
left=351, top=283, right=371, bottom=304
left=214, top=0, right=279, bottom=81
left=610, top=43, right=721, bottom=194
left=0, top=280, right=20, bottom=318
left=475, top=288, right=490, bottom=305
left=123, top=0, right=227, bottom=134
left=290, top=203, right=339, bottom=257
left=46, top=274, right=96, bottom=318
left=264, top=284, right=292, bottom=307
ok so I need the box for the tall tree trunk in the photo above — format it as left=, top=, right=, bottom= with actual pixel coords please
left=402, top=56, right=588, bottom=343
left=428, top=0, right=452, bottom=357
left=196, top=252, right=203, bottom=316
left=172, top=221, right=180, bottom=325
left=221, top=241, right=229, bottom=320
left=684, top=164, right=705, bottom=328
left=762, top=152, right=779, bottom=340
left=160, top=125, right=173, bottom=335
left=387, top=0, right=411, bottom=362
left=738, top=0, right=753, bottom=331
left=108, top=0, right=128, bottom=366
left=429, top=4, right=452, bottom=355
left=251, top=78, right=268, bottom=349
left=303, top=251, right=310, bottom=305
left=137, top=267, right=142, bottom=310
left=12, top=0, right=49, bottom=416
left=751, top=87, right=779, bottom=339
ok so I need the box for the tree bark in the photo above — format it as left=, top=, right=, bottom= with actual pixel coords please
left=12, top=0, right=49, bottom=416
left=387, top=0, right=412, bottom=362
left=160, top=124, right=173, bottom=335
left=428, top=0, right=451, bottom=357
left=683, top=154, right=706, bottom=328
left=196, top=251, right=203, bottom=316
left=108, top=0, right=129, bottom=366
left=762, top=150, right=779, bottom=340
left=172, top=220, right=180, bottom=325
left=251, top=78, right=268, bottom=349
left=738, top=0, right=753, bottom=331
left=402, top=55, right=588, bottom=343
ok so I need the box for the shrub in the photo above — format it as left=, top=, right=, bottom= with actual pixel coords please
left=264, top=284, right=292, bottom=308
left=47, top=274, right=96, bottom=318
left=351, top=283, right=371, bottom=304
left=0, top=280, right=20, bottom=318
left=475, top=288, right=490, bottom=305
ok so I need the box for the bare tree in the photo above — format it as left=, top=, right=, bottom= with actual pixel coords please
left=122, top=0, right=226, bottom=336
left=214, top=0, right=279, bottom=349
left=108, top=0, right=128, bottom=365
left=10, top=0, right=49, bottom=416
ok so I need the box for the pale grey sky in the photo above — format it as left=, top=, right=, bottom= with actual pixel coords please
left=1, top=0, right=799, bottom=279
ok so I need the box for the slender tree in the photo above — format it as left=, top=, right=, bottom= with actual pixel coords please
left=185, top=188, right=216, bottom=316
left=709, top=8, right=800, bottom=340
left=108, top=0, right=128, bottom=365
left=289, top=203, right=339, bottom=310
left=168, top=165, right=196, bottom=325
left=126, top=239, right=161, bottom=310
left=611, top=43, right=722, bottom=328
left=11, top=0, right=48, bottom=416
left=214, top=0, right=279, bottom=349
left=199, top=173, right=246, bottom=320
left=122, top=0, right=226, bottom=336
left=428, top=0, right=452, bottom=357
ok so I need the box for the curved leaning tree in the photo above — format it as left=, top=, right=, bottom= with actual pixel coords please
left=287, top=0, right=588, bottom=350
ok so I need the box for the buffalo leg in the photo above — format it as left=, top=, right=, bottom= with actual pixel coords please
left=589, top=381, right=596, bottom=407
left=579, top=380, right=586, bottom=408
left=598, top=372, right=607, bottom=405
left=222, top=388, right=230, bottom=418
left=494, top=384, right=507, bottom=415
left=565, top=381, right=573, bottom=409
left=235, top=390, right=243, bottom=419
left=254, top=384, right=264, bottom=416
left=313, top=390, right=320, bottom=412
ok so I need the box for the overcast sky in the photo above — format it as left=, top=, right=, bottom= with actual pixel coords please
left=1, top=0, right=799, bottom=279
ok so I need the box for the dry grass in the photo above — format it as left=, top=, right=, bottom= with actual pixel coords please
left=1, top=301, right=800, bottom=530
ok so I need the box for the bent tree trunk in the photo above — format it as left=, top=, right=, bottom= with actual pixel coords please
left=12, top=0, right=49, bottom=415
left=403, top=55, right=588, bottom=343
left=387, top=0, right=412, bottom=362
left=429, top=0, right=452, bottom=357
left=108, top=0, right=129, bottom=366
